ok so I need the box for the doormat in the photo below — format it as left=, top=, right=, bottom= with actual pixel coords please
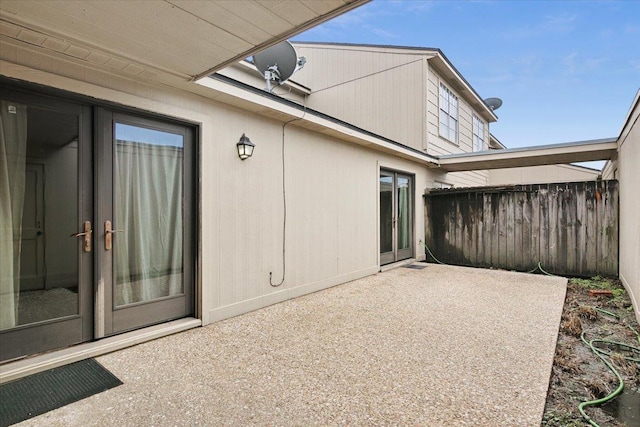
left=404, top=264, right=427, bottom=270
left=0, top=358, right=122, bottom=427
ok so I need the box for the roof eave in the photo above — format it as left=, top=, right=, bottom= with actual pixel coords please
left=438, top=138, right=618, bottom=172
left=427, top=52, right=498, bottom=123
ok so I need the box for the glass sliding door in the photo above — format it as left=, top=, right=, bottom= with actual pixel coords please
left=379, top=169, right=413, bottom=265
left=0, top=89, right=92, bottom=362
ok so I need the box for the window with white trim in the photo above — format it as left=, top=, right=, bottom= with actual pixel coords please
left=439, top=83, right=458, bottom=143
left=472, top=114, right=485, bottom=152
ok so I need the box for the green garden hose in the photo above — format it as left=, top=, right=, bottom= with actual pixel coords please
left=419, top=242, right=559, bottom=278
left=577, top=313, right=640, bottom=427
left=418, top=241, right=446, bottom=265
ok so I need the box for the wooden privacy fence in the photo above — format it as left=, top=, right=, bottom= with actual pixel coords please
left=423, top=180, right=618, bottom=277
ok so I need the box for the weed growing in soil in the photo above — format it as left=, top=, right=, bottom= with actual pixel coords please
left=542, top=276, right=640, bottom=427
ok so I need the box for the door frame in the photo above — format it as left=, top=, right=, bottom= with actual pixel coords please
left=379, top=168, right=414, bottom=266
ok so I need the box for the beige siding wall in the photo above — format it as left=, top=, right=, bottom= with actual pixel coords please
left=617, top=92, right=640, bottom=323
left=489, top=164, right=601, bottom=186
left=289, top=45, right=491, bottom=189
left=445, top=170, right=491, bottom=188
left=1, top=41, right=429, bottom=328
left=292, top=44, right=427, bottom=151
left=426, top=69, right=489, bottom=187
left=602, top=159, right=618, bottom=180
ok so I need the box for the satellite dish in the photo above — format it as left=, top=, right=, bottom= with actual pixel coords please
left=484, top=97, right=503, bottom=111
left=253, top=41, right=306, bottom=92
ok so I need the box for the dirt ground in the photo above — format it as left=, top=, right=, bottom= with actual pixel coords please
left=542, top=276, right=640, bottom=427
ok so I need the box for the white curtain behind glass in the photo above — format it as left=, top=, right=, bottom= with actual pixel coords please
left=114, top=132, right=183, bottom=306
left=0, top=100, right=27, bottom=329
left=398, top=184, right=409, bottom=250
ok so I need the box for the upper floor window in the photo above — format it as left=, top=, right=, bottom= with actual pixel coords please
left=439, top=83, right=458, bottom=143
left=473, top=114, right=485, bottom=151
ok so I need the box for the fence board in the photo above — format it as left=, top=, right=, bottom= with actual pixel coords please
left=539, top=186, right=550, bottom=270
left=522, top=190, right=533, bottom=271
left=530, top=186, right=540, bottom=272
left=499, top=194, right=508, bottom=266
left=490, top=193, right=500, bottom=265
left=548, top=185, right=559, bottom=273
left=585, top=183, right=597, bottom=273
left=424, top=181, right=618, bottom=277
left=482, top=193, right=492, bottom=266
left=565, top=183, right=577, bottom=274
left=469, top=193, right=478, bottom=266
left=575, top=182, right=587, bottom=276
left=514, top=191, right=524, bottom=270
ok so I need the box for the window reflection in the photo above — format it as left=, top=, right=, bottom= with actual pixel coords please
left=1, top=100, right=79, bottom=330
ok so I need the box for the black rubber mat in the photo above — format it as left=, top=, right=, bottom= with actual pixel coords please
left=0, top=358, right=122, bottom=426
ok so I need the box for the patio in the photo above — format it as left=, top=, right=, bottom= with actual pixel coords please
left=18, top=264, right=566, bottom=426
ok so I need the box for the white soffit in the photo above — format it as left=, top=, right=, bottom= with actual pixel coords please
left=0, top=0, right=368, bottom=81
left=438, top=138, right=618, bottom=172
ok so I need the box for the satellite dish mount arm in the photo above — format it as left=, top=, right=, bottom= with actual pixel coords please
left=264, top=65, right=281, bottom=92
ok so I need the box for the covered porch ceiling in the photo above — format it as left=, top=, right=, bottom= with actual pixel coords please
left=438, top=138, right=618, bottom=172
left=0, top=0, right=368, bottom=81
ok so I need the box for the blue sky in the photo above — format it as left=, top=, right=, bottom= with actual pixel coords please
left=293, top=0, right=639, bottom=165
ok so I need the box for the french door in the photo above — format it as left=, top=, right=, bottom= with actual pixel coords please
left=380, top=170, right=413, bottom=265
left=0, top=85, right=194, bottom=362
left=96, top=109, right=194, bottom=337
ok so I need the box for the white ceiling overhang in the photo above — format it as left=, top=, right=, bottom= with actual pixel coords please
left=0, top=0, right=368, bottom=81
left=438, top=138, right=618, bottom=172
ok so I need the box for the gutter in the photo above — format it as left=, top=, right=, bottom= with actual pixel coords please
left=235, top=60, right=311, bottom=95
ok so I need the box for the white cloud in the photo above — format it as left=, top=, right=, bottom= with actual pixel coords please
left=502, top=13, right=577, bottom=39
left=562, top=52, right=609, bottom=76
left=563, top=51, right=579, bottom=75
left=299, top=1, right=404, bottom=40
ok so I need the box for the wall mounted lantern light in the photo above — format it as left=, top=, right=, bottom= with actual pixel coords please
left=236, top=133, right=255, bottom=160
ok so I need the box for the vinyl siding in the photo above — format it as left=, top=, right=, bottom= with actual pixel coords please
left=602, top=159, right=617, bottom=180
left=425, top=69, right=489, bottom=187
left=489, top=164, right=601, bottom=185
left=292, top=44, right=428, bottom=151
left=292, top=45, right=491, bottom=188
left=617, top=92, right=640, bottom=323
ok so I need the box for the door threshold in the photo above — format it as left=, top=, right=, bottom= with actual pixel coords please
left=380, top=258, right=416, bottom=272
left=0, top=318, right=201, bottom=384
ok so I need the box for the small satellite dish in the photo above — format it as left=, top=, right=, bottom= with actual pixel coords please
left=253, top=41, right=305, bottom=92
left=484, top=97, right=503, bottom=111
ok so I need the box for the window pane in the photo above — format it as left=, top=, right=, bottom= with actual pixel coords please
left=114, top=123, right=184, bottom=306
left=397, top=177, right=411, bottom=251
left=379, top=174, right=393, bottom=254
left=1, top=101, right=79, bottom=330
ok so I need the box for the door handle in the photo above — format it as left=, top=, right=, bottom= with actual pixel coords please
left=104, top=220, right=124, bottom=251
left=70, top=221, right=92, bottom=253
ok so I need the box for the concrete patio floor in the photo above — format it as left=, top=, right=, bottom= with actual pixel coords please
left=18, top=264, right=567, bottom=426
